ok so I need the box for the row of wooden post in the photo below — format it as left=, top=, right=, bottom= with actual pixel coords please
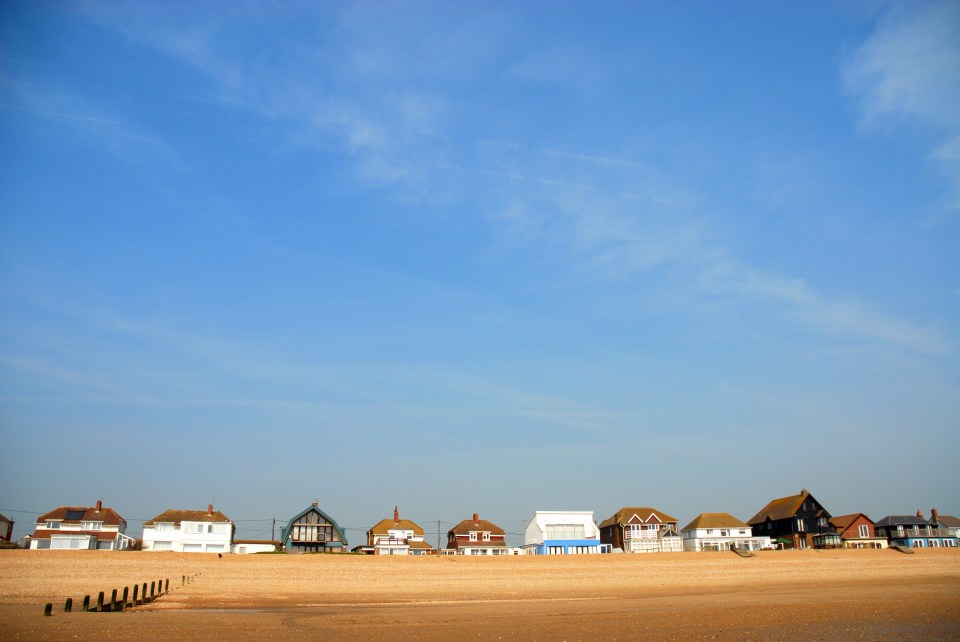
left=43, top=575, right=198, bottom=616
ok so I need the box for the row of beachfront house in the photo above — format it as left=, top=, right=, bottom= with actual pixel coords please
left=11, top=489, right=960, bottom=555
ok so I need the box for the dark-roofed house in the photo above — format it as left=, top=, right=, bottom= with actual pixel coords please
left=281, top=502, right=348, bottom=553
left=0, top=513, right=13, bottom=543
left=681, top=512, right=772, bottom=552
left=142, top=504, right=234, bottom=553
left=747, top=489, right=836, bottom=549
left=599, top=507, right=682, bottom=553
left=446, top=513, right=508, bottom=555
left=829, top=513, right=887, bottom=549
left=875, top=510, right=959, bottom=548
left=364, top=506, right=433, bottom=555
left=30, top=501, right=133, bottom=550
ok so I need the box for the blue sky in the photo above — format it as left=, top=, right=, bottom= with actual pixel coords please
left=1, top=1, right=958, bottom=545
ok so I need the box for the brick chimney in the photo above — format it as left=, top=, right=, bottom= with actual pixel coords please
left=916, top=509, right=924, bottom=520
left=931, top=508, right=939, bottom=525
left=394, top=505, right=399, bottom=524
left=95, top=500, right=102, bottom=513
left=207, top=504, right=213, bottom=516
left=473, top=513, right=479, bottom=525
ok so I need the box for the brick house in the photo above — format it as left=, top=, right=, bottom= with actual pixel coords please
left=829, top=513, right=887, bottom=549
left=446, top=513, right=508, bottom=555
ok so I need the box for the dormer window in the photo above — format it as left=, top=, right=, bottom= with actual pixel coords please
left=482, top=532, right=490, bottom=541
left=46, top=521, right=60, bottom=529
left=81, top=521, right=102, bottom=530
left=469, top=532, right=478, bottom=541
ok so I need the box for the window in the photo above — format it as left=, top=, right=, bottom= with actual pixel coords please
left=81, top=521, right=102, bottom=531
left=45, top=521, right=60, bottom=529
left=155, top=523, right=174, bottom=532
left=469, top=532, right=478, bottom=541
left=153, top=541, right=172, bottom=551
left=796, top=518, right=806, bottom=532
left=545, top=524, right=585, bottom=540
left=858, top=524, right=869, bottom=538
left=818, top=517, right=828, bottom=527
left=483, top=532, right=491, bottom=541
left=720, top=530, right=729, bottom=537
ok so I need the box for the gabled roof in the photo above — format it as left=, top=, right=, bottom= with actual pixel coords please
left=449, top=516, right=506, bottom=536
left=599, top=507, right=678, bottom=529
left=369, top=518, right=425, bottom=536
left=0, top=513, right=12, bottom=523
left=36, top=505, right=125, bottom=527
left=681, top=512, right=749, bottom=531
left=143, top=509, right=232, bottom=527
left=747, top=489, right=828, bottom=525
left=281, top=504, right=348, bottom=546
left=829, top=513, right=873, bottom=533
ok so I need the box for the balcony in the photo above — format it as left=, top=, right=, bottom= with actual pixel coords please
left=889, top=528, right=952, bottom=539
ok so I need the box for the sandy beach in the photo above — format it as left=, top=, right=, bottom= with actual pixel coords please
left=1, top=548, right=958, bottom=640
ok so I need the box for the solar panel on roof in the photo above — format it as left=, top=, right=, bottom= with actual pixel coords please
left=65, top=510, right=85, bottom=520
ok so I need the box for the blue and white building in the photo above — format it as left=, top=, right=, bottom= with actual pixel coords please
left=875, top=513, right=959, bottom=548
left=523, top=510, right=605, bottom=555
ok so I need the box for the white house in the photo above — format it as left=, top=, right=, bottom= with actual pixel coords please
left=231, top=540, right=278, bottom=554
left=142, top=505, right=234, bottom=553
left=364, top=506, right=433, bottom=555
left=523, top=511, right=603, bottom=555
left=30, top=501, right=133, bottom=550
left=681, top=512, right=772, bottom=552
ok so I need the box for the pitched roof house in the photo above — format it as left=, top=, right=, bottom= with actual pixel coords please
left=931, top=510, right=960, bottom=539
left=829, top=513, right=887, bottom=549
left=30, top=501, right=133, bottom=550
left=681, top=512, right=771, bottom=552
left=747, top=489, right=838, bottom=549
left=281, top=502, right=348, bottom=553
left=142, top=504, right=234, bottom=553
left=599, top=507, right=682, bottom=553
left=875, top=511, right=959, bottom=549
left=365, top=506, right=433, bottom=555
left=446, top=513, right=508, bottom=555
left=0, top=513, right=13, bottom=543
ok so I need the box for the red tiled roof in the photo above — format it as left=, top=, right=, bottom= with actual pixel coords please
left=829, top=513, right=872, bottom=530
left=599, top=507, right=678, bottom=529
left=448, top=518, right=506, bottom=536
left=37, top=505, right=125, bottom=527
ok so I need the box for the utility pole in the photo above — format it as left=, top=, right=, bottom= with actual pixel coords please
left=437, top=520, right=441, bottom=553
left=271, top=518, right=276, bottom=542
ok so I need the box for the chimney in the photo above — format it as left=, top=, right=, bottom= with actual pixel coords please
left=207, top=504, right=213, bottom=516
left=394, top=505, right=399, bottom=523
left=931, top=508, right=939, bottom=525
left=473, top=513, right=479, bottom=525
left=916, top=509, right=924, bottom=520
left=95, top=500, right=102, bottom=513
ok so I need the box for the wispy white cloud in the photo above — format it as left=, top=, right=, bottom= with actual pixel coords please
left=0, top=78, right=184, bottom=168
left=843, top=1, right=960, bottom=211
